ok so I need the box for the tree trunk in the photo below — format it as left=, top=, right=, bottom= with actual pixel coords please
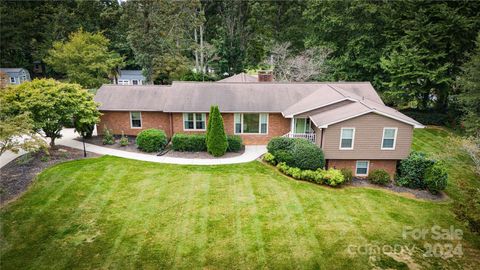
left=49, top=137, right=56, bottom=149
left=200, top=24, right=204, bottom=73
left=194, top=28, right=199, bottom=72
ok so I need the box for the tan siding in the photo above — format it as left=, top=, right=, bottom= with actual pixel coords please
left=321, top=113, right=413, bottom=160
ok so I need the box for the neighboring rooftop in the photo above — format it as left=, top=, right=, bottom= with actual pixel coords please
left=218, top=72, right=258, bottom=83
left=118, top=70, right=145, bottom=80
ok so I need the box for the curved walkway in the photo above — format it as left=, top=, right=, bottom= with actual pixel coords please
left=56, top=129, right=267, bottom=165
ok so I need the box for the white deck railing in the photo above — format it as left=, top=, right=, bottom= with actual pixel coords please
left=283, top=132, right=316, bottom=143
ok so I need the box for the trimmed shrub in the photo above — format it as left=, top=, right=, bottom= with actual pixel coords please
left=227, top=135, right=243, bottom=152
left=267, top=137, right=295, bottom=156
left=206, top=105, right=228, bottom=157
left=263, top=152, right=276, bottom=165
left=397, top=151, right=435, bottom=189
left=288, top=139, right=325, bottom=170
left=424, top=162, right=448, bottom=194
left=276, top=162, right=345, bottom=187
left=102, top=126, right=114, bottom=145
left=267, top=137, right=325, bottom=170
left=136, top=128, right=168, bottom=152
left=322, top=169, right=345, bottom=187
left=368, top=169, right=391, bottom=185
left=340, top=168, right=353, bottom=183
left=172, top=134, right=207, bottom=152
left=119, top=132, right=129, bottom=146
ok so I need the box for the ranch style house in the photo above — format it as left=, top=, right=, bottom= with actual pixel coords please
left=94, top=80, right=423, bottom=178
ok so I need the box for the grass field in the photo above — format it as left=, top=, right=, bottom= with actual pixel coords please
left=1, top=127, right=479, bottom=269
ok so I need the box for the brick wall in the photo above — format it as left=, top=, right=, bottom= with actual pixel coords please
left=98, top=111, right=291, bottom=145
left=327, top=159, right=398, bottom=179
left=97, top=111, right=172, bottom=136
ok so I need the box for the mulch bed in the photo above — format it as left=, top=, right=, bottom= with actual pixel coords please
left=350, top=178, right=448, bottom=201
left=79, top=135, right=245, bottom=158
left=0, top=146, right=101, bottom=206
left=79, top=135, right=153, bottom=155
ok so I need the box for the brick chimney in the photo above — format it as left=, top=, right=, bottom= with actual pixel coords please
left=258, top=70, right=273, bottom=82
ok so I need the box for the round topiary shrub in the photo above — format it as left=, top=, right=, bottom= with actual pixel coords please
left=368, top=169, right=391, bottom=185
left=424, top=162, right=448, bottom=194
left=267, top=137, right=295, bottom=156
left=288, top=139, right=325, bottom=170
left=136, top=128, right=167, bottom=152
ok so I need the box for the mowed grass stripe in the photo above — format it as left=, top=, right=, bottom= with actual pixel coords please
left=1, top=133, right=480, bottom=270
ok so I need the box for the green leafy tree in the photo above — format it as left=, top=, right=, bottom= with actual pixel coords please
left=206, top=105, right=227, bottom=157
left=44, top=29, right=124, bottom=88
left=456, top=34, right=480, bottom=135
left=1, top=79, right=101, bottom=147
left=123, top=0, right=201, bottom=83
left=0, top=111, right=47, bottom=156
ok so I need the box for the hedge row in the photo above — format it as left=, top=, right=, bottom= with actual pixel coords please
left=172, top=133, right=243, bottom=152
left=136, top=128, right=168, bottom=152
left=275, top=161, right=346, bottom=187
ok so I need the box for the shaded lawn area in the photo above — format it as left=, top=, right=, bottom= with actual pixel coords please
left=412, top=127, right=480, bottom=201
left=1, top=158, right=480, bottom=269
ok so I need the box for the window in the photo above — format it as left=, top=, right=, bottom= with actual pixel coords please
left=10, top=77, right=15, bottom=83
left=183, top=113, right=206, bottom=130
left=293, top=118, right=313, bottom=133
left=234, top=113, right=268, bottom=134
left=132, top=80, right=138, bottom=85
left=382, top=128, right=397, bottom=150
left=340, top=128, right=355, bottom=149
left=356, top=160, right=369, bottom=176
left=118, top=80, right=129, bottom=85
left=130, top=112, right=142, bottom=128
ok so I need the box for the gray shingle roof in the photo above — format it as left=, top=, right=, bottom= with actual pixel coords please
left=94, top=81, right=423, bottom=127
left=218, top=73, right=258, bottom=82
left=0, top=68, right=29, bottom=77
left=118, top=70, right=145, bottom=81
left=95, top=85, right=170, bottom=111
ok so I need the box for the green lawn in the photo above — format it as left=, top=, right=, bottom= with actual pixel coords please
left=1, top=128, right=479, bottom=269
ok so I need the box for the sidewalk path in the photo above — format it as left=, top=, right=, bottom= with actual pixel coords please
left=56, top=129, right=267, bottom=165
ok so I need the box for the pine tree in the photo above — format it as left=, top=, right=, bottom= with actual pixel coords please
left=206, top=105, right=227, bottom=157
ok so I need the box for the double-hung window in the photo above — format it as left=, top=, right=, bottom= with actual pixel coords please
left=119, top=80, right=129, bottom=85
left=234, top=113, right=268, bottom=134
left=183, top=113, right=206, bottom=130
left=10, top=77, right=15, bottom=83
left=130, top=112, right=142, bottom=128
left=356, top=161, right=369, bottom=176
left=132, top=80, right=139, bottom=85
left=340, top=128, right=355, bottom=150
left=381, top=128, right=397, bottom=150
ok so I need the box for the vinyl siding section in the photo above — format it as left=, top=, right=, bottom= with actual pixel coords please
left=321, top=113, right=413, bottom=160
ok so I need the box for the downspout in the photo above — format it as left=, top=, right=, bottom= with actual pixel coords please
left=169, top=113, right=174, bottom=139
left=320, top=128, right=324, bottom=148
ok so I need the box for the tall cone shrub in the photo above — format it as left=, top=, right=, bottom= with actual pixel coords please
left=206, top=105, right=228, bottom=157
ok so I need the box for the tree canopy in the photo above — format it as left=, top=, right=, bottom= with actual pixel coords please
left=45, top=29, right=124, bottom=89
left=1, top=79, right=101, bottom=147
left=1, top=0, right=480, bottom=127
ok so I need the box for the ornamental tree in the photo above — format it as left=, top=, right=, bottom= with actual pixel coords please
left=0, top=112, right=47, bottom=156
left=45, top=29, right=124, bottom=88
left=1, top=79, right=101, bottom=147
left=206, top=105, right=227, bottom=157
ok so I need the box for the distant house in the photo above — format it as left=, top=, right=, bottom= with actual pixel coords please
left=0, top=68, right=31, bottom=86
left=218, top=71, right=273, bottom=82
left=114, top=70, right=145, bottom=85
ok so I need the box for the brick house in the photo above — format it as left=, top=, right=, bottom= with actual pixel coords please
left=94, top=79, right=423, bottom=178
